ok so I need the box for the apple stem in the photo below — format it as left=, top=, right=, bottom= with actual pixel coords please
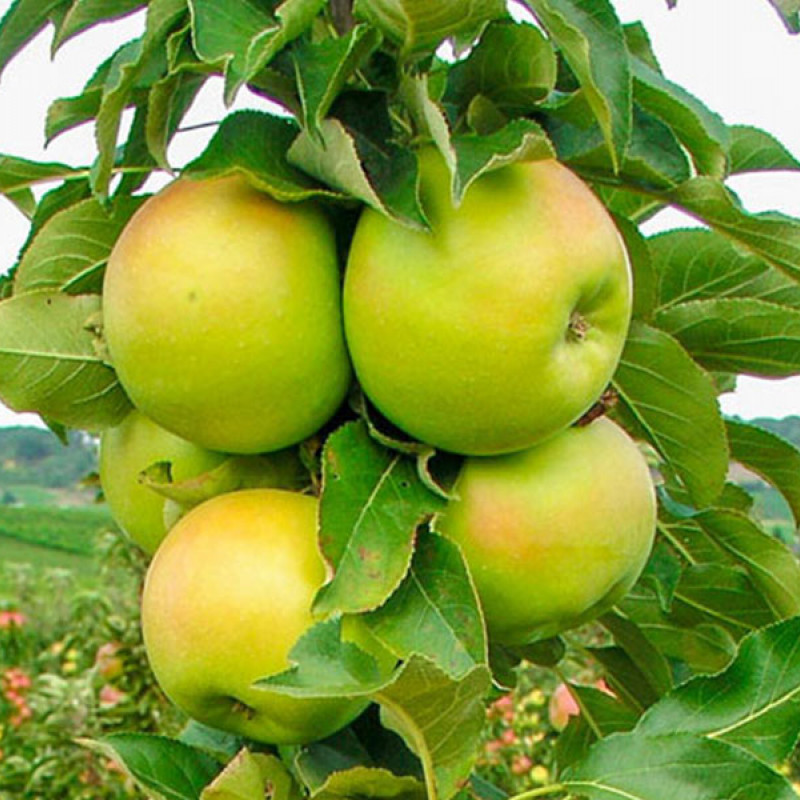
left=331, top=0, right=355, bottom=33
left=576, top=388, right=618, bottom=427
left=231, top=699, right=256, bottom=720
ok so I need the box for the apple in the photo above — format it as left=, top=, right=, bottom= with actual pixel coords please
left=343, top=149, right=631, bottom=455
left=100, top=410, right=226, bottom=555
left=103, top=175, right=351, bottom=455
left=141, top=488, right=394, bottom=745
left=436, top=417, right=656, bottom=643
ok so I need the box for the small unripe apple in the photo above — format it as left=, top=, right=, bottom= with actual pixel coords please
left=141, top=489, right=393, bottom=745
left=103, top=176, right=351, bottom=454
left=436, top=418, right=656, bottom=643
left=100, top=410, right=226, bottom=555
left=344, top=150, right=631, bottom=455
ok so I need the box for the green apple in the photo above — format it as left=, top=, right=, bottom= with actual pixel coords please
left=344, top=149, right=631, bottom=455
left=436, top=417, right=656, bottom=643
left=103, top=175, right=351, bottom=455
left=100, top=410, right=226, bottom=555
left=141, top=488, right=393, bottom=745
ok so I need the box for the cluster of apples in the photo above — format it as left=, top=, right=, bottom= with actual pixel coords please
left=98, top=148, right=656, bottom=745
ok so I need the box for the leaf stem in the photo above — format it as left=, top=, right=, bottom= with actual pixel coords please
left=657, top=521, right=697, bottom=565
left=508, top=783, right=567, bottom=800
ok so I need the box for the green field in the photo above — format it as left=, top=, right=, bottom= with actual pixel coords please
left=0, top=504, right=117, bottom=598
left=0, top=534, right=100, bottom=595
left=0, top=504, right=115, bottom=554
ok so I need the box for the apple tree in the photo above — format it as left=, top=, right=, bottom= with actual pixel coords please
left=2, top=1, right=800, bottom=798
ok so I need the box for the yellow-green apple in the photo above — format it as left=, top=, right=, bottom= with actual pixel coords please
left=344, top=149, right=631, bottom=455
left=100, top=410, right=226, bottom=554
left=103, top=175, right=351, bottom=454
left=436, top=417, right=656, bottom=643
left=141, top=488, right=394, bottom=745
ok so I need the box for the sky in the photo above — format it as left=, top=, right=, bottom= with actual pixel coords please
left=0, top=0, right=800, bottom=427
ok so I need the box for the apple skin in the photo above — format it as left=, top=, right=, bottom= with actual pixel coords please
left=103, top=175, right=351, bottom=454
left=344, top=150, right=631, bottom=455
left=141, top=488, right=393, bottom=745
left=436, top=417, right=656, bottom=644
left=100, top=410, right=226, bottom=555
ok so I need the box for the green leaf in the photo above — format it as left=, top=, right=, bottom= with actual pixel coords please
left=14, top=195, right=147, bottom=295
left=524, top=0, right=631, bottom=171
left=362, top=532, right=487, bottom=678
left=0, top=154, right=83, bottom=198
left=294, top=720, right=423, bottom=793
left=632, top=56, right=729, bottom=177
left=637, top=617, right=800, bottom=764
left=352, top=0, right=506, bottom=57
left=600, top=611, right=673, bottom=697
left=242, top=0, right=328, bottom=96
left=650, top=228, right=800, bottom=313
left=188, top=0, right=273, bottom=94
left=145, top=27, right=210, bottom=171
left=256, top=617, right=391, bottom=698
left=674, top=563, right=776, bottom=635
left=190, top=0, right=324, bottom=101
left=313, top=421, right=446, bottom=616
left=662, top=177, right=800, bottom=283
left=614, top=214, right=657, bottom=321
left=93, top=0, right=186, bottom=197
left=263, top=654, right=491, bottom=800
left=637, top=536, right=682, bottom=612
left=82, top=733, right=221, bottom=800
left=445, top=20, right=557, bottom=116
left=376, top=659, right=490, bottom=800
left=52, top=0, right=145, bottom=52
left=555, top=684, right=639, bottom=773
left=767, top=0, right=800, bottom=33
left=0, top=291, right=131, bottom=430
left=693, top=508, right=800, bottom=619
left=184, top=111, right=342, bottom=202
left=200, top=749, right=300, bottom=800
left=655, top=297, right=800, bottom=378
left=611, top=321, right=728, bottom=508
left=726, top=419, right=800, bottom=529
left=0, top=0, right=69, bottom=79
left=448, top=120, right=555, bottom=203
left=547, top=100, right=691, bottom=190
left=178, top=721, right=245, bottom=762
left=48, top=91, right=107, bottom=146
left=622, top=21, right=661, bottom=72
left=620, top=584, right=738, bottom=674
left=6, top=187, right=34, bottom=218
left=587, top=646, right=660, bottom=712
left=140, top=451, right=306, bottom=525
left=288, top=92, right=426, bottom=229
left=729, top=124, right=800, bottom=174
left=718, top=481, right=755, bottom=514
left=401, top=75, right=555, bottom=203
left=311, top=766, right=425, bottom=800
left=561, top=731, right=796, bottom=800
left=294, top=24, right=383, bottom=139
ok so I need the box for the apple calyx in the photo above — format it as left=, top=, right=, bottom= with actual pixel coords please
left=567, top=309, right=591, bottom=342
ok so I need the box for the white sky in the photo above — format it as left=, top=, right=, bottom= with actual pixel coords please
left=0, top=0, right=800, bottom=427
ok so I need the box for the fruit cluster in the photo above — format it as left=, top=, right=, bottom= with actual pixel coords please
left=94, top=148, right=655, bottom=746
